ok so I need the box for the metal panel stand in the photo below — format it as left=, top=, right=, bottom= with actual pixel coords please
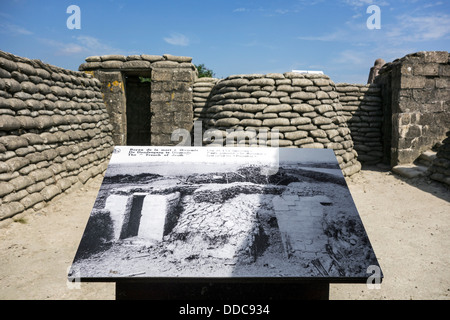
left=115, top=281, right=330, bottom=300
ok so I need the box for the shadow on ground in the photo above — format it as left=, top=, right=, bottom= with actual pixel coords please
left=360, top=164, right=450, bottom=203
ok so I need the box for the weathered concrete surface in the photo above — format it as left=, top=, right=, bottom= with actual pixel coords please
left=80, top=54, right=196, bottom=147
left=428, top=131, right=450, bottom=186
left=139, top=192, right=180, bottom=241
left=94, top=71, right=126, bottom=145
left=104, top=194, right=129, bottom=240
left=273, top=193, right=331, bottom=260
left=376, top=51, right=450, bottom=166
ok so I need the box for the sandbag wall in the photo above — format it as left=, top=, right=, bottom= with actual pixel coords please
left=335, top=83, right=383, bottom=164
left=193, top=77, right=219, bottom=122
left=193, top=73, right=361, bottom=176
left=0, top=50, right=114, bottom=222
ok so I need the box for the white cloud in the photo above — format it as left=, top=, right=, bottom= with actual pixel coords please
left=341, top=0, right=389, bottom=8
left=242, top=39, right=276, bottom=50
left=163, top=33, right=190, bottom=46
left=342, top=0, right=374, bottom=6
left=423, top=1, right=443, bottom=8
left=298, top=30, right=346, bottom=41
left=57, top=43, right=85, bottom=55
left=296, top=0, right=325, bottom=6
left=299, top=8, right=450, bottom=45
left=0, top=22, right=33, bottom=35
left=275, top=9, right=289, bottom=14
left=75, top=35, right=123, bottom=53
left=38, top=35, right=126, bottom=56
left=233, top=8, right=247, bottom=12
left=333, top=50, right=367, bottom=66
left=386, top=13, right=450, bottom=42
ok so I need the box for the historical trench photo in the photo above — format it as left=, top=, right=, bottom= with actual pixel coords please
left=69, top=146, right=381, bottom=281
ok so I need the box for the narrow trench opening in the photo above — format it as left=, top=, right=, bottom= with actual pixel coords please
left=122, top=195, right=145, bottom=239
left=125, top=74, right=151, bottom=146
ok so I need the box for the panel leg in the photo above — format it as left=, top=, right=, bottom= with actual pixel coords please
left=115, top=282, right=329, bottom=300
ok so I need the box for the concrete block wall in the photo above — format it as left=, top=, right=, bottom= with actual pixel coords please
left=193, top=72, right=361, bottom=176
left=428, top=130, right=450, bottom=186
left=0, top=50, right=114, bottom=222
left=90, top=70, right=127, bottom=145
left=335, top=83, right=383, bottom=164
left=376, top=51, right=450, bottom=166
left=151, top=60, right=195, bottom=146
left=79, top=54, right=196, bottom=146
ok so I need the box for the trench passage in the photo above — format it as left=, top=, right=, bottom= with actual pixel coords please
left=125, top=75, right=151, bottom=146
left=273, top=195, right=331, bottom=259
left=123, top=195, right=146, bottom=238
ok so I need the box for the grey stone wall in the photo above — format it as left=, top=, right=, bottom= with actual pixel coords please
left=428, top=131, right=450, bottom=186
left=193, top=73, right=361, bottom=176
left=335, top=83, right=383, bottom=164
left=0, top=50, right=114, bottom=222
left=79, top=54, right=196, bottom=147
left=151, top=60, right=195, bottom=146
left=376, top=51, right=450, bottom=166
left=93, top=71, right=127, bottom=145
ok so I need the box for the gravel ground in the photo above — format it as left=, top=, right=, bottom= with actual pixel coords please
left=0, top=165, right=449, bottom=300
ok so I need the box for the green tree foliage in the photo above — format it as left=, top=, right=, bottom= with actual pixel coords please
left=195, top=64, right=215, bottom=78
left=139, top=76, right=151, bottom=83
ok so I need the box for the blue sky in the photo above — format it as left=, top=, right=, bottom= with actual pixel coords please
left=1, top=0, right=449, bottom=83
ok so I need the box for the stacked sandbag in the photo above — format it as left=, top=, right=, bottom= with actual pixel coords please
left=0, top=50, right=114, bottom=222
left=193, top=77, right=219, bottom=122
left=79, top=53, right=195, bottom=71
left=335, top=83, right=383, bottom=164
left=197, top=73, right=361, bottom=176
left=428, top=131, right=450, bottom=186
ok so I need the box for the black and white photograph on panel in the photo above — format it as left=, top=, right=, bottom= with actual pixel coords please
left=69, top=146, right=381, bottom=281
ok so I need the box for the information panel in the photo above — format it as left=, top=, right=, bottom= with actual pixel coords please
left=69, top=146, right=382, bottom=283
